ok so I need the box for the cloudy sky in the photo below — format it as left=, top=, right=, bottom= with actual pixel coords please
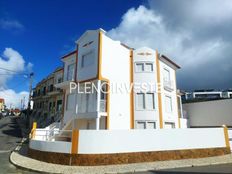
left=0, top=0, right=232, bottom=107
left=108, top=0, right=232, bottom=90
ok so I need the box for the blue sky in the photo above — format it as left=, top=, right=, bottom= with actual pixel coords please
left=0, top=0, right=144, bottom=92
left=1, top=0, right=232, bottom=107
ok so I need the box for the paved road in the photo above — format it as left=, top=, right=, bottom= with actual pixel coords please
left=136, top=163, right=232, bottom=174
left=0, top=116, right=35, bottom=173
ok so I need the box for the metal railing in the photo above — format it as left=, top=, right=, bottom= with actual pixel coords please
left=33, top=128, right=72, bottom=141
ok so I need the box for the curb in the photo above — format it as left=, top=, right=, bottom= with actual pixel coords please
left=9, top=139, right=232, bottom=174
left=9, top=137, right=61, bottom=174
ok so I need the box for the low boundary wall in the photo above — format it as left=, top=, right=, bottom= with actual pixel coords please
left=29, top=128, right=231, bottom=166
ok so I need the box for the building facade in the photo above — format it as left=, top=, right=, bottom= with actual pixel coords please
left=32, top=67, right=64, bottom=127
left=56, top=28, right=185, bottom=131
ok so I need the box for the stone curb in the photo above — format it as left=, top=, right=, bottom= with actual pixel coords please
left=10, top=145, right=232, bottom=174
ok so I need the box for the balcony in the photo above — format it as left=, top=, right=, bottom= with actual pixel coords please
left=163, top=79, right=174, bottom=92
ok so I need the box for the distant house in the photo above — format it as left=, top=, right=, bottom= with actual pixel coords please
left=0, top=98, right=5, bottom=112
left=12, top=108, right=21, bottom=116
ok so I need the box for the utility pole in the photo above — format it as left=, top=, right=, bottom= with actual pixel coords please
left=26, top=72, right=34, bottom=129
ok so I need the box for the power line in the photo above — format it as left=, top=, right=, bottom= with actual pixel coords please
left=0, top=67, right=26, bottom=73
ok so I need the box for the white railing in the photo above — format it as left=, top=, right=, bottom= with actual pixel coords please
left=33, top=127, right=72, bottom=141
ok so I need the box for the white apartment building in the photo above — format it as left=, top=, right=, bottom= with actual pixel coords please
left=56, top=28, right=185, bottom=131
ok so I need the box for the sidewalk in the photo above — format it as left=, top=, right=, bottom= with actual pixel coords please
left=10, top=141, right=232, bottom=174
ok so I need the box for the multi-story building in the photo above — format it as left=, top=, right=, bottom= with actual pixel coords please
left=56, top=28, right=185, bottom=131
left=32, top=67, right=64, bottom=127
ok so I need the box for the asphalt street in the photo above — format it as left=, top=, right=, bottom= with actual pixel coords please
left=0, top=116, right=35, bottom=173
left=1, top=116, right=232, bottom=174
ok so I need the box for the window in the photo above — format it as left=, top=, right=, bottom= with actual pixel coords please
left=136, top=122, right=146, bottom=129
left=145, top=63, right=153, bottom=72
left=164, top=122, right=175, bottom=129
left=165, top=95, right=172, bottom=113
left=136, top=121, right=156, bottom=129
left=66, top=94, right=75, bottom=110
left=147, top=122, right=156, bottom=129
left=136, top=93, right=145, bottom=110
left=146, top=93, right=155, bottom=110
left=163, top=68, right=170, bottom=81
left=81, top=51, right=94, bottom=68
left=135, top=62, right=153, bottom=73
left=67, top=63, right=75, bottom=81
left=135, top=63, right=144, bottom=72
left=136, top=92, right=155, bottom=110
left=56, top=100, right=62, bottom=111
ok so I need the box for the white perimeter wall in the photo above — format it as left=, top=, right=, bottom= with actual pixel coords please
left=183, top=99, right=232, bottom=127
left=30, top=128, right=226, bottom=154
left=78, top=128, right=226, bottom=154
left=30, top=140, right=71, bottom=153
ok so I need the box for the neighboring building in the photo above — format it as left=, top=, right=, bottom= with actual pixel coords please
left=222, top=90, right=232, bottom=98
left=192, top=90, right=222, bottom=99
left=181, top=89, right=232, bottom=103
left=0, top=98, right=5, bottom=112
left=32, top=67, right=64, bottom=127
left=183, top=98, right=232, bottom=128
left=55, top=28, right=186, bottom=131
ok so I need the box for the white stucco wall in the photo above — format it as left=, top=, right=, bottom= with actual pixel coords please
left=78, top=128, right=226, bottom=154
left=133, top=47, right=160, bottom=128
left=159, top=60, right=179, bottom=128
left=183, top=99, right=232, bottom=127
left=76, top=30, right=99, bottom=82
left=101, top=34, right=131, bottom=129
left=30, top=140, right=71, bottom=153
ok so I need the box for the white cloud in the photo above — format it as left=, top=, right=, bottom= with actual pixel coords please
left=0, top=89, right=28, bottom=109
left=0, top=48, right=33, bottom=108
left=107, top=1, right=232, bottom=90
left=0, top=19, right=24, bottom=30
left=0, top=48, right=26, bottom=87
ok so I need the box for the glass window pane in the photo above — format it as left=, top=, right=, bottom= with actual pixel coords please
left=165, top=96, right=172, bottom=113
left=136, top=122, right=146, bottom=129
left=146, top=93, right=155, bottom=110
left=164, top=68, right=170, bottom=81
left=81, top=51, right=94, bottom=68
left=147, top=122, right=156, bottom=129
left=136, top=93, right=145, bottom=110
left=145, top=63, right=153, bottom=72
left=165, top=122, right=175, bottom=129
left=135, top=63, right=144, bottom=72
left=67, top=63, right=75, bottom=81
